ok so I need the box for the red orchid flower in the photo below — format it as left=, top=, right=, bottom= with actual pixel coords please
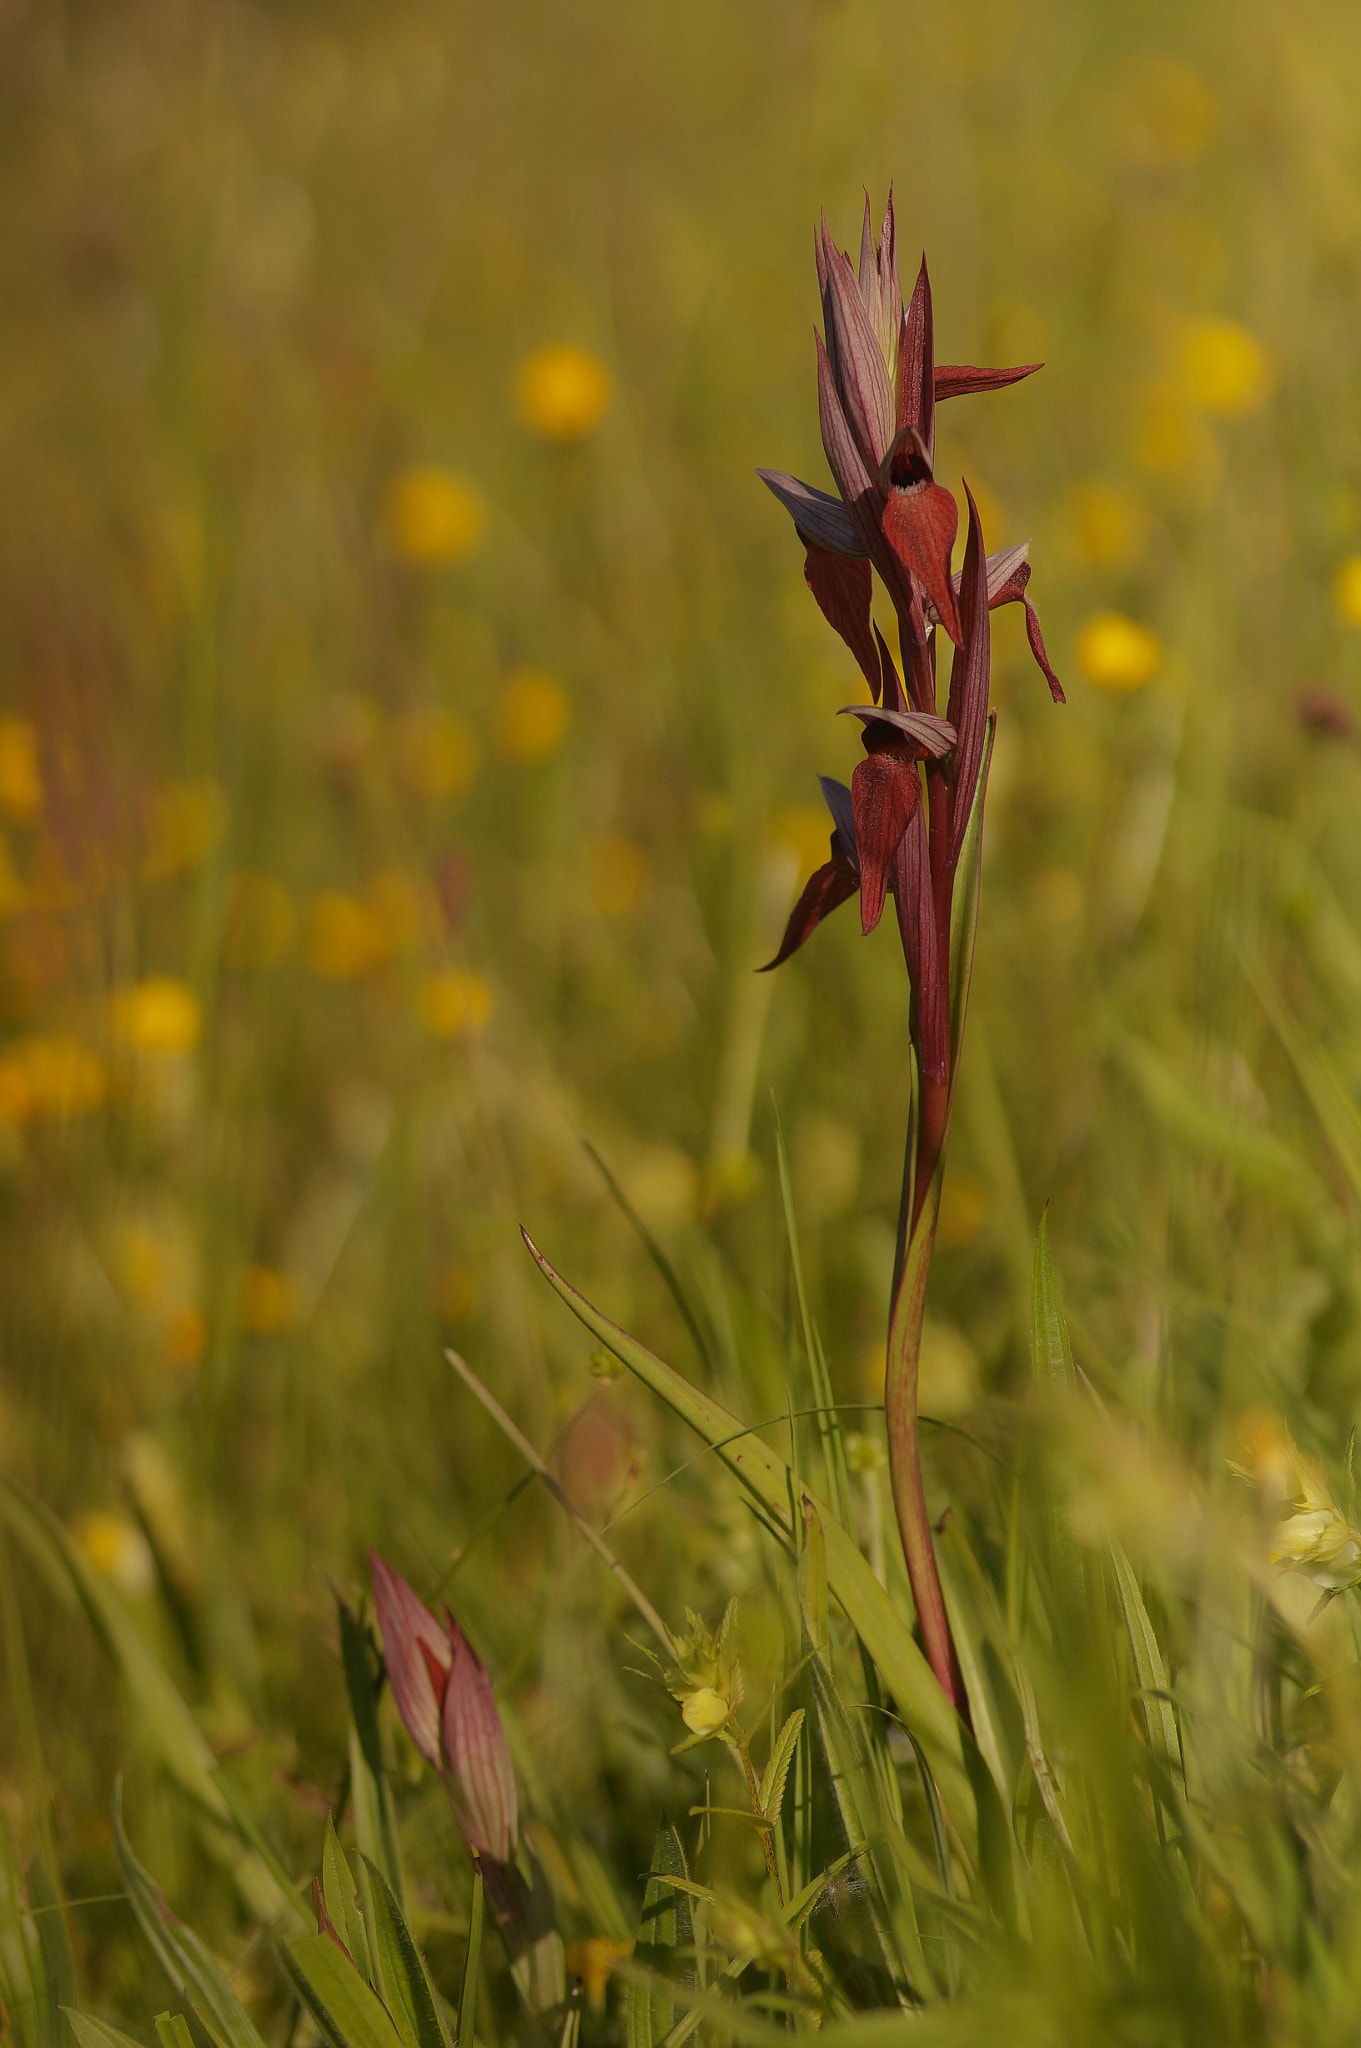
left=759, top=190, right=1063, bottom=712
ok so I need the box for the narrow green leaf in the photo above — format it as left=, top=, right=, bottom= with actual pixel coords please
left=112, top=1785, right=269, bottom=2048
left=1029, top=1215, right=1086, bottom=1616
left=796, top=1502, right=829, bottom=1664
left=280, top=1937, right=406, bottom=2048
left=1108, top=1539, right=1184, bottom=1797
left=0, top=1818, right=43, bottom=2048
left=64, top=2015, right=147, bottom=2048
left=322, top=1821, right=373, bottom=1987
left=0, top=1483, right=297, bottom=1926
left=154, top=2015, right=195, bottom=2048
left=935, top=1517, right=1020, bottom=1804
left=757, top=1711, right=804, bottom=1828
left=521, top=1233, right=975, bottom=1851
left=356, top=1857, right=452, bottom=2048
left=339, top=1600, right=403, bottom=1907
left=626, top=1822, right=693, bottom=2048
left=773, top=1108, right=852, bottom=1529
left=456, top=1864, right=483, bottom=2048
left=27, top=1853, right=75, bottom=2048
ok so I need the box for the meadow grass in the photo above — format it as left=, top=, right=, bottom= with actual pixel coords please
left=6, top=1, right=1361, bottom=2042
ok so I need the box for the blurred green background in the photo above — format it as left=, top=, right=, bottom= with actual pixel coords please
left=7, top=0, right=1361, bottom=2021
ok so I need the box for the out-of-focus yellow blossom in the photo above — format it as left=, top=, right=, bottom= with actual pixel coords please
left=142, top=779, right=228, bottom=882
left=436, top=1262, right=480, bottom=1320
left=368, top=870, right=425, bottom=954
left=1231, top=1411, right=1361, bottom=1594
left=937, top=1170, right=990, bottom=1250
left=1077, top=613, right=1162, bottom=692
left=621, top=1143, right=699, bottom=1229
left=1064, top=480, right=1150, bottom=569
left=164, top=1303, right=207, bottom=1371
left=1333, top=556, right=1361, bottom=626
left=563, top=1939, right=631, bottom=2015
left=918, top=1321, right=979, bottom=1419
left=769, top=806, right=832, bottom=880
left=517, top=345, right=612, bottom=440
left=584, top=832, right=652, bottom=918
left=0, top=719, right=42, bottom=823
left=397, top=708, right=479, bottom=799
left=112, top=977, right=202, bottom=1059
left=304, top=892, right=389, bottom=980
left=0, top=1037, right=107, bottom=1121
left=419, top=969, right=492, bottom=1038
left=1111, top=55, right=1216, bottom=170
left=1178, top=317, right=1273, bottom=417
left=73, top=1512, right=155, bottom=1598
left=224, top=872, right=296, bottom=971
left=665, top=1600, right=743, bottom=1749
left=381, top=466, right=485, bottom=565
left=495, top=668, right=570, bottom=763
left=240, top=1265, right=297, bottom=1335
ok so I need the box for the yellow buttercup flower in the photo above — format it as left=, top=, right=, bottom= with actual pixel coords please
left=517, top=345, right=612, bottom=440
left=419, top=970, right=492, bottom=1039
left=495, top=668, right=570, bottom=763
left=73, top=1512, right=155, bottom=1597
left=1230, top=1412, right=1361, bottom=1595
left=1178, top=317, right=1273, bottom=417
left=1333, top=556, right=1361, bottom=627
left=112, top=978, right=202, bottom=1059
left=0, top=719, right=42, bottom=823
left=1077, top=613, right=1161, bottom=693
left=381, top=466, right=485, bottom=565
left=240, top=1265, right=297, bottom=1335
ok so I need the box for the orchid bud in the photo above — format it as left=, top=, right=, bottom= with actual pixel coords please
left=441, top=1625, right=519, bottom=1862
left=370, top=1550, right=450, bottom=1769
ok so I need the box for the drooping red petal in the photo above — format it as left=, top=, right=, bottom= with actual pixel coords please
left=851, top=748, right=922, bottom=936
left=893, top=806, right=946, bottom=1083
left=442, top=1627, right=519, bottom=1862
left=1024, top=593, right=1064, bottom=703
left=758, top=855, right=858, bottom=971
left=934, top=362, right=1042, bottom=402
left=370, top=1551, right=451, bottom=1771
left=882, top=482, right=961, bottom=644
left=898, top=257, right=936, bottom=461
left=945, top=483, right=991, bottom=868
left=803, top=546, right=879, bottom=695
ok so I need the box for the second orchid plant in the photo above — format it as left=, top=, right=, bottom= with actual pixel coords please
left=758, top=193, right=1064, bottom=1717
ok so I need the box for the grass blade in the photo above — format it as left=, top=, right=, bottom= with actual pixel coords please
left=626, top=1821, right=694, bottom=2048
left=338, top=1598, right=404, bottom=1907
left=357, top=1857, right=453, bottom=2048
left=456, top=1863, right=483, bottom=2048
left=279, top=1936, right=406, bottom=2048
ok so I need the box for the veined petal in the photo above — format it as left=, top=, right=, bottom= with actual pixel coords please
left=803, top=546, right=878, bottom=693
left=898, top=257, right=936, bottom=463
left=851, top=748, right=922, bottom=936
left=945, top=482, right=991, bottom=868
left=882, top=482, right=961, bottom=644
left=878, top=188, right=902, bottom=385
left=758, top=855, right=858, bottom=971
left=442, top=1626, right=519, bottom=1862
left=1024, top=593, right=1065, bottom=702
left=816, top=331, right=877, bottom=521
left=935, top=362, right=1042, bottom=401
left=923, top=541, right=1030, bottom=626
left=837, top=704, right=957, bottom=756
left=370, top=1551, right=450, bottom=1770
left=817, top=774, right=859, bottom=868
left=856, top=192, right=881, bottom=341
left=822, top=233, right=895, bottom=471
left=758, top=469, right=865, bottom=556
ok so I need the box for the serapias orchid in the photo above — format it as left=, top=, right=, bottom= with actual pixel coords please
left=757, top=195, right=1065, bottom=1723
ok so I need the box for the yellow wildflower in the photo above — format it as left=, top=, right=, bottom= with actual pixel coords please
left=1064, top=480, right=1150, bottom=569
left=381, top=466, right=485, bottom=565
left=1178, top=317, right=1273, bottom=417
left=112, top=977, right=202, bottom=1059
left=918, top=1321, right=979, bottom=1419
left=495, top=668, right=570, bottom=763
left=665, top=1600, right=743, bottom=1749
left=1333, top=556, right=1361, bottom=627
left=73, top=1512, right=155, bottom=1598
left=419, top=970, right=492, bottom=1039
left=584, top=833, right=652, bottom=918
left=240, top=1266, right=297, bottom=1335
left=564, top=1939, right=631, bottom=2016
left=517, top=345, right=612, bottom=440
left=0, top=719, right=42, bottom=823
left=18, top=1036, right=107, bottom=1117
left=1230, top=1412, right=1361, bottom=1595
left=164, top=1304, right=207, bottom=1371
left=304, top=892, right=389, bottom=980
left=1076, top=613, right=1161, bottom=692
left=681, top=1688, right=729, bottom=1737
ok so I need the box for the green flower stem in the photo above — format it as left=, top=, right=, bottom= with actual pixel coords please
left=884, top=1170, right=969, bottom=1723
left=729, top=1718, right=784, bottom=1905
